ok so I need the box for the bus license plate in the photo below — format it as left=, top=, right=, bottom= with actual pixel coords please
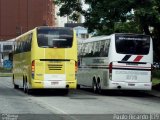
left=51, top=82, right=59, bottom=85
left=128, top=83, right=135, bottom=86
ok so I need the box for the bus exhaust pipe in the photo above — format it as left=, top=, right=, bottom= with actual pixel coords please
left=117, top=86, right=121, bottom=89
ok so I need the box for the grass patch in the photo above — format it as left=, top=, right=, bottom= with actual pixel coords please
left=152, top=69, right=160, bottom=86
left=0, top=73, right=13, bottom=77
left=152, top=69, right=160, bottom=79
left=0, top=67, right=12, bottom=77
left=0, top=67, right=12, bottom=73
left=152, top=78, right=160, bottom=86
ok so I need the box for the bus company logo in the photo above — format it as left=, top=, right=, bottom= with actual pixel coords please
left=122, top=55, right=143, bottom=62
left=118, top=36, right=147, bottom=41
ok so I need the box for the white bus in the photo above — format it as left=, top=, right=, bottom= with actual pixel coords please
left=77, top=33, right=153, bottom=93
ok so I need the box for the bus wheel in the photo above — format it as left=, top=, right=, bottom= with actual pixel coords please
left=23, top=80, right=27, bottom=93
left=92, top=79, right=97, bottom=93
left=13, top=75, right=19, bottom=89
left=24, top=79, right=32, bottom=94
left=97, top=78, right=101, bottom=93
left=77, top=84, right=81, bottom=89
left=14, top=84, right=19, bottom=89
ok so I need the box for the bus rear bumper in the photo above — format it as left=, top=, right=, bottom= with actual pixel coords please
left=108, top=81, right=152, bottom=90
left=30, top=80, right=77, bottom=89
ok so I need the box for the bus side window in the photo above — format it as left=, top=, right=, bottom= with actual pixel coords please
left=16, top=41, right=20, bottom=53
left=93, top=41, right=100, bottom=57
left=38, top=34, right=48, bottom=47
left=104, top=40, right=110, bottom=57
left=99, top=45, right=104, bottom=57
left=21, top=42, right=24, bottom=53
left=85, top=43, right=93, bottom=57
left=81, top=44, right=86, bottom=57
left=24, top=41, right=26, bottom=52
left=28, top=34, right=32, bottom=51
left=84, top=43, right=90, bottom=57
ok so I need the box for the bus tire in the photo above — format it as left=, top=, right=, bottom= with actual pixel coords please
left=14, top=84, right=19, bottom=89
left=97, top=78, right=101, bottom=93
left=13, top=75, right=19, bottom=89
left=24, top=77, right=32, bottom=94
left=77, top=84, right=81, bottom=89
left=27, top=88, right=32, bottom=95
left=23, top=79, right=27, bottom=93
left=92, top=79, right=97, bottom=93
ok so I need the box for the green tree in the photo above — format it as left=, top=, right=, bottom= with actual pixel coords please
left=54, top=0, right=160, bottom=61
left=134, top=0, right=160, bottom=61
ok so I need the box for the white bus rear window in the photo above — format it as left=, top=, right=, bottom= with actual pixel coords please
left=115, top=34, right=150, bottom=55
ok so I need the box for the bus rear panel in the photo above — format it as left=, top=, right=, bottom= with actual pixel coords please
left=108, top=34, right=153, bottom=90
left=31, top=27, right=77, bottom=89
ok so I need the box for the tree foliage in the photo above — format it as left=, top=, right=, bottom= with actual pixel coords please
left=54, top=0, right=160, bottom=61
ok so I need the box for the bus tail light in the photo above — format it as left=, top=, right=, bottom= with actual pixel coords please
left=32, top=60, right=35, bottom=79
left=151, top=64, right=153, bottom=82
left=109, top=62, right=112, bottom=80
left=75, top=61, right=78, bottom=73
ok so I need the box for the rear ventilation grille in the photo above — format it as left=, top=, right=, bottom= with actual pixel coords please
left=48, top=64, right=62, bottom=70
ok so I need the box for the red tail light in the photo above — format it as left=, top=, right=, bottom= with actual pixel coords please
left=151, top=64, right=154, bottom=81
left=109, top=62, right=112, bottom=80
left=32, top=60, right=35, bottom=79
left=109, top=62, right=112, bottom=74
left=32, top=60, right=35, bottom=72
left=75, top=61, right=78, bottom=73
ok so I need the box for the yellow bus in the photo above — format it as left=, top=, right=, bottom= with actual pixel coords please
left=12, top=26, right=78, bottom=94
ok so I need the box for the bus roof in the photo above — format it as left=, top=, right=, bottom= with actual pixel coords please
left=82, top=35, right=110, bottom=43
left=81, top=33, right=150, bottom=44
